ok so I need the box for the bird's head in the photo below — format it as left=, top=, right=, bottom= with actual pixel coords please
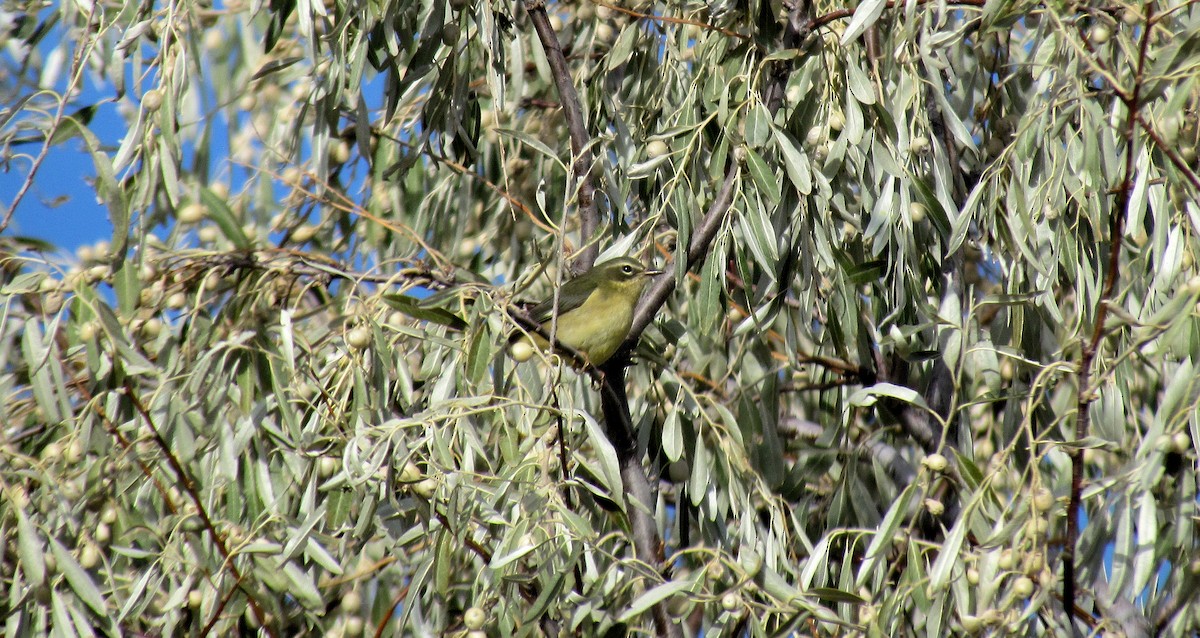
left=589, top=257, right=662, bottom=296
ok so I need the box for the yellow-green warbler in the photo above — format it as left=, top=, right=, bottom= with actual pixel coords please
left=510, top=257, right=661, bottom=365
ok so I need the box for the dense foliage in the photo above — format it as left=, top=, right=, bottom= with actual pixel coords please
left=3, top=0, right=1200, bottom=634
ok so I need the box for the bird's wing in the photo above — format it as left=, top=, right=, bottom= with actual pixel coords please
left=530, top=276, right=595, bottom=322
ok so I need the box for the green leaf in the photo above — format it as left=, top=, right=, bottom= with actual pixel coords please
left=16, top=508, right=45, bottom=586
left=911, top=178, right=951, bottom=239
left=396, top=0, right=446, bottom=97
left=808, top=587, right=867, bottom=605
left=849, top=383, right=928, bottom=410
left=50, top=537, right=107, bottom=616
left=325, top=489, right=353, bottom=529
left=745, top=103, right=771, bottom=148
left=761, top=565, right=802, bottom=602
left=580, top=411, right=625, bottom=510
left=663, top=409, right=683, bottom=462
left=695, top=237, right=727, bottom=337
left=50, top=591, right=78, bottom=638
left=855, top=482, right=917, bottom=588
left=689, top=436, right=710, bottom=506
left=607, top=25, right=638, bottom=69
left=744, top=147, right=781, bottom=204
left=846, top=63, right=876, bottom=105
left=495, top=127, right=564, bottom=167
left=466, top=325, right=490, bottom=383
left=47, top=105, right=98, bottom=145
left=199, top=187, right=250, bottom=249
left=1, top=272, right=44, bottom=294
left=251, top=56, right=304, bottom=80
left=382, top=294, right=468, bottom=330
left=490, top=543, right=537, bottom=570
left=282, top=562, right=325, bottom=610
left=845, top=259, right=886, bottom=284
left=952, top=448, right=984, bottom=490
left=738, top=203, right=779, bottom=274
left=1131, top=489, right=1158, bottom=594
left=928, top=511, right=969, bottom=591
left=619, top=578, right=693, bottom=622
left=91, top=304, right=158, bottom=376
left=841, top=0, right=886, bottom=43
left=64, top=114, right=127, bottom=258
left=773, top=128, right=812, bottom=195
left=304, top=537, right=344, bottom=575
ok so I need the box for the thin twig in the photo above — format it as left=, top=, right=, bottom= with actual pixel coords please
left=591, top=0, right=750, bottom=40
left=371, top=583, right=410, bottom=638
left=122, top=382, right=276, bottom=637
left=78, top=383, right=239, bottom=636
left=1134, top=112, right=1200, bottom=194
left=808, top=0, right=985, bottom=32
left=1, top=5, right=100, bottom=234
left=1064, top=0, right=1155, bottom=626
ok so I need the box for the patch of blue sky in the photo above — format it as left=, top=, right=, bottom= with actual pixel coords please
left=5, top=4, right=401, bottom=258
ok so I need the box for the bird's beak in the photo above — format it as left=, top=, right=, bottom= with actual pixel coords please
left=644, top=268, right=664, bottom=277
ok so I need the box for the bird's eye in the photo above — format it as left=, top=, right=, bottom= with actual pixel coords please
left=622, top=265, right=634, bottom=275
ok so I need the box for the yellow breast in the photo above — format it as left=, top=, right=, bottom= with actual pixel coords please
left=554, top=284, right=636, bottom=365
left=516, top=276, right=647, bottom=366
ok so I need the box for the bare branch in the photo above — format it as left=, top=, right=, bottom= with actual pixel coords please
left=522, top=0, right=601, bottom=269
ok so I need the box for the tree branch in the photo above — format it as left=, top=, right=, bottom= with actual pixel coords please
left=592, top=0, right=750, bottom=40
left=627, top=163, right=740, bottom=343
left=1064, top=0, right=1154, bottom=625
left=1134, top=111, right=1200, bottom=193
left=522, top=0, right=601, bottom=269
left=596, top=357, right=679, bottom=638
left=494, top=0, right=672, bottom=602
left=122, top=383, right=276, bottom=637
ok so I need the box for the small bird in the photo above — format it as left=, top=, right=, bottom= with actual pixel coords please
left=510, top=257, right=662, bottom=366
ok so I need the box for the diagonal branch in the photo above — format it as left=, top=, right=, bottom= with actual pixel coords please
left=122, top=382, right=276, bottom=637
left=523, top=0, right=601, bottom=269
left=627, top=164, right=740, bottom=343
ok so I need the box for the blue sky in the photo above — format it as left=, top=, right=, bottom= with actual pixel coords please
left=4, top=90, right=127, bottom=254
left=5, top=131, right=117, bottom=253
